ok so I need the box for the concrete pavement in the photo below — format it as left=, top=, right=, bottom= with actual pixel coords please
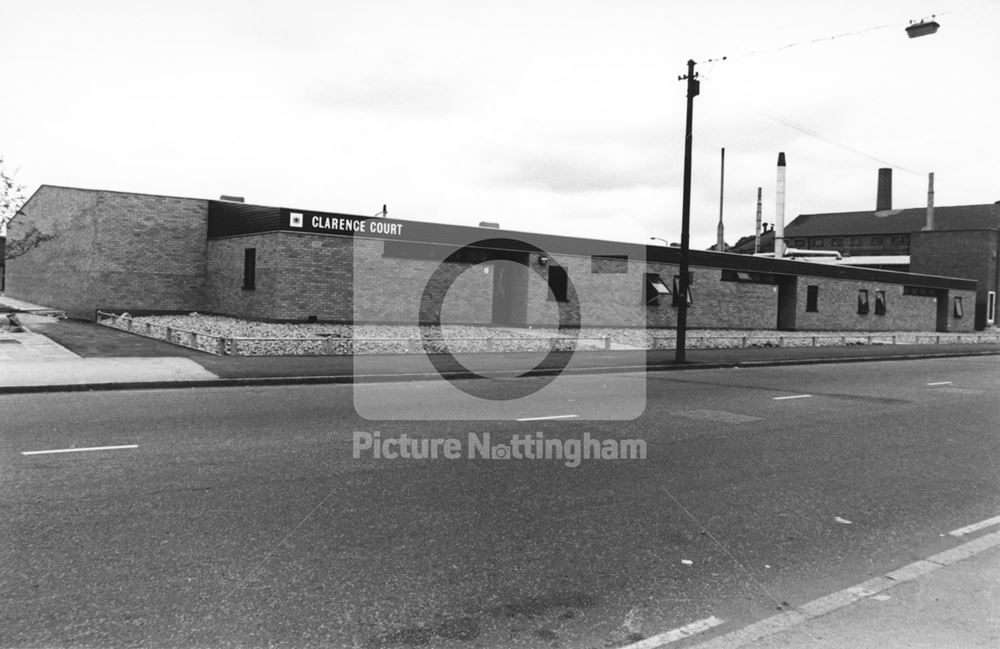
left=683, top=531, right=1000, bottom=649
left=1, top=310, right=219, bottom=388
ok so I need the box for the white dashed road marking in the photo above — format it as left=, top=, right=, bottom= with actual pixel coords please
left=672, top=410, right=762, bottom=424
left=619, top=616, right=725, bottom=649
left=773, top=394, right=812, bottom=400
left=515, top=414, right=578, bottom=422
left=948, top=514, right=1000, bottom=537
left=927, top=381, right=953, bottom=386
left=21, top=444, right=138, bottom=456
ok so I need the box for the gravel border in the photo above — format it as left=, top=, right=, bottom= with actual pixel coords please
left=97, top=312, right=1000, bottom=356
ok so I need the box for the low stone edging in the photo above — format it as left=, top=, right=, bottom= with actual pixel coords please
left=96, top=312, right=1000, bottom=357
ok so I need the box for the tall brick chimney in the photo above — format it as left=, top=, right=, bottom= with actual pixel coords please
left=876, top=168, right=892, bottom=211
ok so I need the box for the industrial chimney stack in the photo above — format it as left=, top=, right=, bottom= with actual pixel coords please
left=876, top=168, right=892, bottom=211
left=774, top=152, right=786, bottom=258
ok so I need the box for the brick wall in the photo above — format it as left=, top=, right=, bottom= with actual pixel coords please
left=910, top=230, right=998, bottom=289
left=354, top=238, right=493, bottom=325
left=5, top=187, right=209, bottom=319
left=524, top=257, right=780, bottom=330
left=206, top=234, right=496, bottom=323
left=948, top=288, right=979, bottom=332
left=207, top=232, right=354, bottom=321
left=679, top=267, right=777, bottom=330
left=796, top=280, right=935, bottom=331
left=525, top=252, right=644, bottom=328
left=910, top=229, right=999, bottom=329
left=524, top=254, right=967, bottom=331
left=4, top=186, right=99, bottom=317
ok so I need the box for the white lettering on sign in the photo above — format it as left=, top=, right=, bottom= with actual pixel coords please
left=369, top=220, right=403, bottom=236
left=305, top=215, right=404, bottom=237
left=311, top=216, right=367, bottom=232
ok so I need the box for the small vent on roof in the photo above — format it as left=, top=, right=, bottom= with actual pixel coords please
left=479, top=221, right=500, bottom=229
left=220, top=195, right=245, bottom=203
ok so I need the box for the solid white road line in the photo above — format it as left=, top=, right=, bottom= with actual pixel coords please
left=948, top=514, right=1000, bottom=537
left=619, top=616, right=725, bottom=649
left=773, top=394, right=812, bottom=400
left=927, top=381, right=953, bottom=386
left=21, top=444, right=138, bottom=456
left=515, top=414, right=579, bottom=421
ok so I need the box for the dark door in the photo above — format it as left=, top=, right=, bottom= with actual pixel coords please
left=935, top=291, right=950, bottom=332
left=776, top=277, right=798, bottom=331
left=491, top=261, right=514, bottom=325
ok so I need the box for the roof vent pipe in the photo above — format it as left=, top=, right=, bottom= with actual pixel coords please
left=923, top=172, right=935, bottom=231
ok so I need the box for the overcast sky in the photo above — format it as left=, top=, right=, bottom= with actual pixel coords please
left=2, top=0, right=997, bottom=248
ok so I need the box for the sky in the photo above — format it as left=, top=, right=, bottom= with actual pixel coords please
left=2, top=0, right=998, bottom=249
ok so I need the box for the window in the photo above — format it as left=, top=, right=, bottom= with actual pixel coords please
left=953, top=296, right=964, bottom=318
left=644, top=273, right=670, bottom=305
left=988, top=291, right=996, bottom=325
left=903, top=286, right=936, bottom=297
left=591, top=255, right=628, bottom=273
left=874, top=290, right=886, bottom=315
left=850, top=237, right=863, bottom=246
left=810, top=238, right=825, bottom=247
left=857, top=289, right=870, bottom=315
left=547, top=266, right=568, bottom=302
left=870, top=236, right=884, bottom=245
left=831, top=238, right=843, bottom=247
left=243, top=248, right=256, bottom=290
left=672, top=275, right=693, bottom=307
left=891, top=235, right=907, bottom=245
left=794, top=238, right=806, bottom=247
left=806, top=285, right=819, bottom=312
left=721, top=270, right=754, bottom=283
left=721, top=270, right=778, bottom=284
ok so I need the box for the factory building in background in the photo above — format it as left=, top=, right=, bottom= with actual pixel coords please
left=780, top=168, right=999, bottom=329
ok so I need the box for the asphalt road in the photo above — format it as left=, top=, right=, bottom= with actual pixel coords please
left=2, top=356, right=998, bottom=648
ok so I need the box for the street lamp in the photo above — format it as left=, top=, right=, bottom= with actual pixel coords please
left=906, top=18, right=939, bottom=38
left=649, top=237, right=670, bottom=246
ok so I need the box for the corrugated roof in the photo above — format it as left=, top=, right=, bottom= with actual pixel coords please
left=786, top=203, right=1000, bottom=237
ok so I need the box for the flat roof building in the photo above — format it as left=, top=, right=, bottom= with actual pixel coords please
left=3, top=185, right=981, bottom=333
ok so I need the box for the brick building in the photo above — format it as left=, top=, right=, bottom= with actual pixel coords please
left=3, top=185, right=981, bottom=333
left=779, top=169, right=999, bottom=329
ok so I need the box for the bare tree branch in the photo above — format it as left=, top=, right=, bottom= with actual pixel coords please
left=4, top=225, right=57, bottom=260
left=1, top=157, right=57, bottom=261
